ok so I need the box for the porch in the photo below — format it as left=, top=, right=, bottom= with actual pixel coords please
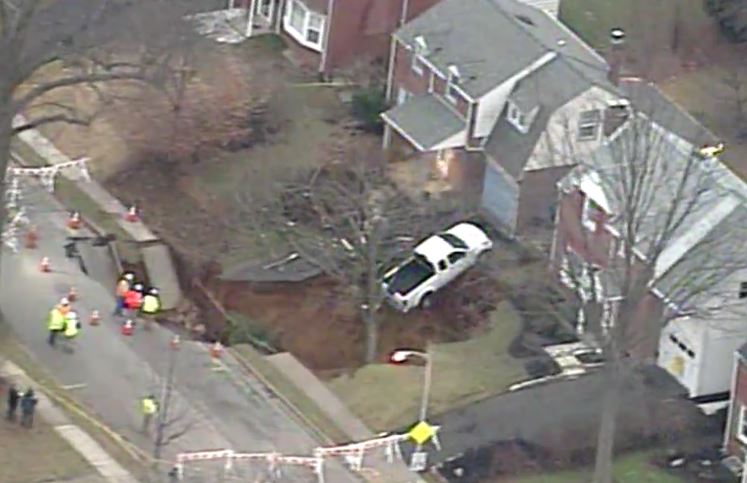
left=190, top=1, right=279, bottom=44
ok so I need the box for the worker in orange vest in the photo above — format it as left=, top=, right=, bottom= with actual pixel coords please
left=114, top=272, right=134, bottom=316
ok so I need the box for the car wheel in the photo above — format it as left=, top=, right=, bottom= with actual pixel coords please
left=420, top=293, right=434, bottom=309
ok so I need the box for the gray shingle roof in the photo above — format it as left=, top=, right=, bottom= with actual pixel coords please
left=394, top=0, right=608, bottom=98
left=381, top=94, right=466, bottom=150
left=619, top=78, right=719, bottom=147
left=565, top=115, right=747, bottom=309
left=484, top=59, right=594, bottom=179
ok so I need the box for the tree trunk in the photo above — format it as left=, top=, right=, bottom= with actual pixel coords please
left=362, top=306, right=378, bottom=364
left=0, top=86, right=14, bottom=285
left=592, top=357, right=622, bottom=483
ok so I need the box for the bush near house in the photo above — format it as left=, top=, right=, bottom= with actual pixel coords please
left=350, top=85, right=387, bottom=134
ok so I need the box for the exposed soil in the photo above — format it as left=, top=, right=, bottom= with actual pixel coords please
left=212, top=271, right=505, bottom=371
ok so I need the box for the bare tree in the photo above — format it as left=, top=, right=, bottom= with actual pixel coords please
left=545, top=107, right=747, bottom=482
left=238, top=139, right=466, bottom=363
left=0, top=0, right=199, bottom=237
left=116, top=53, right=272, bottom=170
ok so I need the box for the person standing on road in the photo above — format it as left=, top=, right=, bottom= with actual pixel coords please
left=140, top=394, right=158, bottom=433
left=47, top=304, right=66, bottom=347
left=19, top=388, right=38, bottom=428
left=125, top=284, right=143, bottom=319
left=62, top=311, right=81, bottom=353
left=6, top=384, right=20, bottom=421
left=140, top=287, right=161, bottom=330
left=114, top=272, right=134, bottom=316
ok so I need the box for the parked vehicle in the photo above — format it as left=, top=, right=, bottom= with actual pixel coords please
left=382, top=222, right=493, bottom=313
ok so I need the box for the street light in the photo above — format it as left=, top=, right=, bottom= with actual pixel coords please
left=390, top=346, right=433, bottom=471
left=389, top=348, right=431, bottom=422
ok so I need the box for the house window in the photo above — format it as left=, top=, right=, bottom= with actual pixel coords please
left=446, top=65, right=460, bottom=104
left=738, top=405, right=747, bottom=444
left=257, top=0, right=273, bottom=19
left=306, top=13, right=323, bottom=44
left=506, top=101, right=528, bottom=133
left=740, top=281, right=747, bottom=299
left=283, top=0, right=326, bottom=52
left=578, top=109, right=601, bottom=141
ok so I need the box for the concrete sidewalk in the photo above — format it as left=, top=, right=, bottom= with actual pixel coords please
left=1, top=361, right=140, bottom=483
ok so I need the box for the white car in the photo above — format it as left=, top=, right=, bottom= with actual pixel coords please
left=381, top=222, right=493, bottom=313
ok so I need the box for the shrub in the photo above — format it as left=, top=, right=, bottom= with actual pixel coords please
left=350, top=86, right=386, bottom=134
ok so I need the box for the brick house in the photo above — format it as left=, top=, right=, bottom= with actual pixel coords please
left=551, top=106, right=747, bottom=406
left=232, top=0, right=440, bottom=77
left=380, top=0, right=627, bottom=238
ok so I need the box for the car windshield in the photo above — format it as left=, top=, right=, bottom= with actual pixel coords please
left=438, top=233, right=468, bottom=250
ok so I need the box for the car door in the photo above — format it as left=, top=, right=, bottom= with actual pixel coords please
left=445, top=251, right=469, bottom=283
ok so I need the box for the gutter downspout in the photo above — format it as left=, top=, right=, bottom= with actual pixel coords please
left=724, top=349, right=741, bottom=451
left=319, top=0, right=335, bottom=78
left=384, top=36, right=398, bottom=103
left=399, top=0, right=410, bottom=26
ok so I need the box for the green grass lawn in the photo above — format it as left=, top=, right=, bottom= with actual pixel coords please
left=559, top=0, right=711, bottom=51
left=509, top=450, right=682, bottom=483
left=328, top=301, right=526, bottom=432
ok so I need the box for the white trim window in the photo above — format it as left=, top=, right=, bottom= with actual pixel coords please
left=257, top=0, right=274, bottom=20
left=738, top=405, right=747, bottom=445
left=412, top=35, right=427, bottom=76
left=283, top=0, right=326, bottom=52
left=578, top=109, right=601, bottom=141
left=445, top=65, right=461, bottom=104
left=506, top=100, right=528, bottom=134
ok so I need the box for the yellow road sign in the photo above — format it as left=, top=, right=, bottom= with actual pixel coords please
left=408, top=421, right=436, bottom=445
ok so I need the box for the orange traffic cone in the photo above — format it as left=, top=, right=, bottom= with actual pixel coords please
left=89, top=310, right=101, bottom=326
left=209, top=342, right=223, bottom=370
left=67, top=286, right=78, bottom=302
left=124, top=205, right=139, bottom=223
left=121, top=319, right=134, bottom=336
left=24, top=226, right=39, bottom=249
left=39, top=256, right=51, bottom=273
left=67, top=211, right=82, bottom=230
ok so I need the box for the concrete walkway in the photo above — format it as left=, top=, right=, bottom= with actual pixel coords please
left=1, top=361, right=140, bottom=483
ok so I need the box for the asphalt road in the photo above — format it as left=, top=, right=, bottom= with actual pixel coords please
left=0, top=182, right=355, bottom=482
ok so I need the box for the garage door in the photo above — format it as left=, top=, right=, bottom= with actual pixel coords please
left=481, top=163, right=518, bottom=235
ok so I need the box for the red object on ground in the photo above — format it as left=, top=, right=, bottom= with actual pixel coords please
left=39, top=257, right=51, bottom=273
left=124, top=205, right=139, bottom=222
left=121, top=319, right=134, bottom=336
left=68, top=286, right=78, bottom=302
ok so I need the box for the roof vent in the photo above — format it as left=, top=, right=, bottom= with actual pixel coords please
left=515, top=14, right=535, bottom=27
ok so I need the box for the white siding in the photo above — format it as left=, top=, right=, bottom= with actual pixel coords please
left=525, top=86, right=619, bottom=171
left=473, top=52, right=557, bottom=138
left=658, top=317, right=705, bottom=397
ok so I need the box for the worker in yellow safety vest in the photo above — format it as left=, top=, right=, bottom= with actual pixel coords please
left=47, top=306, right=66, bottom=347
left=140, top=394, right=158, bottom=432
left=64, top=312, right=80, bottom=339
left=140, top=288, right=161, bottom=330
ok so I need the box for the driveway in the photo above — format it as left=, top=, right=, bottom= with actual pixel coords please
left=0, top=182, right=355, bottom=482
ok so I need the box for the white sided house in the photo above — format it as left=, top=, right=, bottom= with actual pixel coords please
left=555, top=114, right=747, bottom=406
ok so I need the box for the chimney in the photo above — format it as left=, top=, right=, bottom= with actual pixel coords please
left=603, top=98, right=630, bottom=136
left=608, top=28, right=626, bottom=86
